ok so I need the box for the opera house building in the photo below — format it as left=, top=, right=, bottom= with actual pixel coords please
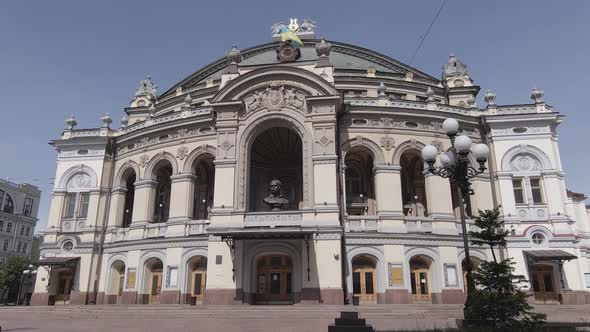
left=32, top=19, right=590, bottom=306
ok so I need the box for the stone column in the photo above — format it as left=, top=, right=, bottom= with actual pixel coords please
left=168, top=173, right=196, bottom=222
left=374, top=165, right=405, bottom=232
left=131, top=179, right=157, bottom=224
left=373, top=165, right=404, bottom=216
left=424, top=172, right=456, bottom=234
left=107, top=186, right=126, bottom=228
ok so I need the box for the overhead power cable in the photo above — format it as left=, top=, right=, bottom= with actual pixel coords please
left=408, top=0, right=448, bottom=65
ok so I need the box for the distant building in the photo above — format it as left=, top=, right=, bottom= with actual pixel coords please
left=0, top=179, right=41, bottom=262
left=32, top=19, right=590, bottom=307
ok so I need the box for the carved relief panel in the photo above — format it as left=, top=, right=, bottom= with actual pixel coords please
left=217, top=132, right=236, bottom=159
left=314, top=126, right=335, bottom=155
left=242, top=81, right=308, bottom=113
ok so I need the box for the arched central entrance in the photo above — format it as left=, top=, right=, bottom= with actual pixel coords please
left=249, top=127, right=302, bottom=211
left=255, top=254, right=293, bottom=304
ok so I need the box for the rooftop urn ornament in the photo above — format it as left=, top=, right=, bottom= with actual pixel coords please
left=65, top=114, right=77, bottom=130
left=225, top=45, right=242, bottom=65
left=148, top=104, right=156, bottom=118
left=426, top=87, right=435, bottom=102
left=184, top=93, right=193, bottom=107
left=378, top=82, right=387, bottom=97
left=442, top=54, right=469, bottom=79
left=263, top=179, right=289, bottom=211
left=484, top=89, right=496, bottom=106
left=120, top=115, right=129, bottom=128
left=101, top=113, right=112, bottom=128
left=315, top=38, right=331, bottom=57
left=530, top=87, right=544, bottom=103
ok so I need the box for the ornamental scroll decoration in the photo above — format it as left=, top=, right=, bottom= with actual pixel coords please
left=243, top=82, right=307, bottom=112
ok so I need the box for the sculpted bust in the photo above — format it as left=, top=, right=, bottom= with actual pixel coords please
left=263, top=179, right=289, bottom=211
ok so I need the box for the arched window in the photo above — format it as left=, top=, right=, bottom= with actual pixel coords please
left=503, top=147, right=550, bottom=207
left=122, top=171, right=136, bottom=227
left=153, top=163, right=172, bottom=223
left=344, top=147, right=376, bottom=216
left=3, top=194, right=14, bottom=214
left=62, top=172, right=93, bottom=220
left=192, top=156, right=215, bottom=220
left=400, top=150, right=428, bottom=217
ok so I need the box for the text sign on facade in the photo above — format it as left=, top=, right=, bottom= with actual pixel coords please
left=126, top=268, right=136, bottom=289
left=388, top=263, right=403, bottom=286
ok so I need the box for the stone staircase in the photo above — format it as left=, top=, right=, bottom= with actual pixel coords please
left=0, top=304, right=587, bottom=331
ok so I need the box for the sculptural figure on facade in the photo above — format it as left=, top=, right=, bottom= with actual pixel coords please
left=263, top=179, right=289, bottom=210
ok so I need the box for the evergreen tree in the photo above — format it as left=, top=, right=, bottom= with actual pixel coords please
left=465, top=208, right=546, bottom=331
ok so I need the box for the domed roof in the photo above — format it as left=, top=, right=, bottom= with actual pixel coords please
left=160, top=40, right=439, bottom=99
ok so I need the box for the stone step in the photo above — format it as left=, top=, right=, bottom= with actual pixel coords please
left=335, top=318, right=367, bottom=326
left=329, top=326, right=374, bottom=332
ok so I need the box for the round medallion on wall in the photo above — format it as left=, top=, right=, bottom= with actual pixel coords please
left=62, top=240, right=75, bottom=253
left=276, top=42, right=301, bottom=62
left=63, top=221, right=71, bottom=231
left=518, top=209, right=527, bottom=218
left=536, top=209, right=545, bottom=217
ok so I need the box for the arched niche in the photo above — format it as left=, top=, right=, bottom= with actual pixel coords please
left=57, top=165, right=99, bottom=190
left=501, top=144, right=552, bottom=172
left=236, top=112, right=313, bottom=211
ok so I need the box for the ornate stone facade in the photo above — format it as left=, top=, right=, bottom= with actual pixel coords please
left=32, top=20, right=590, bottom=307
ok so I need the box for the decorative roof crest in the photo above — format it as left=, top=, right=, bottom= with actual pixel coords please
left=135, top=76, right=158, bottom=99
left=442, top=54, right=469, bottom=79
left=271, top=18, right=316, bottom=39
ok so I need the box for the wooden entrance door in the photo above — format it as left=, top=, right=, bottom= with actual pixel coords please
left=149, top=272, right=162, bottom=304
left=352, top=267, right=376, bottom=304
left=255, top=255, right=293, bottom=304
left=256, top=270, right=293, bottom=304
left=191, top=270, right=207, bottom=304
left=410, top=268, right=431, bottom=303
left=55, top=271, right=73, bottom=304
left=531, top=265, right=558, bottom=304
left=116, top=273, right=124, bottom=304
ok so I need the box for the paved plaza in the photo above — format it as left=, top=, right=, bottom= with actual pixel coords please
left=0, top=304, right=589, bottom=332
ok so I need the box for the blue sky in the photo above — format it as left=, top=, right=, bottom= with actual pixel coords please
left=1, top=1, right=589, bottom=231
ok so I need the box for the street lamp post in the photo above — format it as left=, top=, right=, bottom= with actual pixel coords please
left=17, top=264, right=37, bottom=306
left=420, top=118, right=489, bottom=317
